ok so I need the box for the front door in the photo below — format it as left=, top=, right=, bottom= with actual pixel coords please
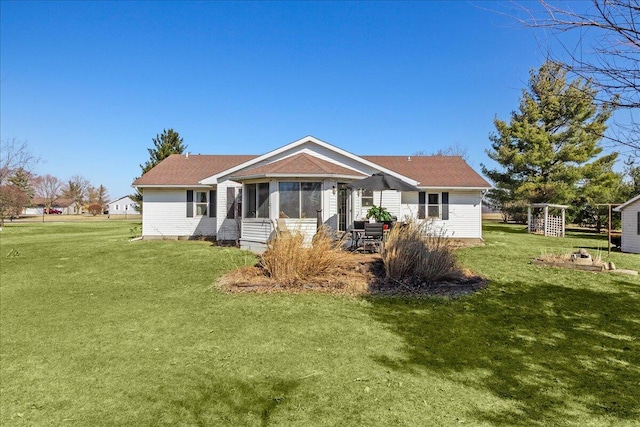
left=337, top=183, right=351, bottom=232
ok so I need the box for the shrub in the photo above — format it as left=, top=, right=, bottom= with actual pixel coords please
left=383, top=218, right=461, bottom=285
left=260, top=226, right=343, bottom=287
left=88, top=204, right=103, bottom=216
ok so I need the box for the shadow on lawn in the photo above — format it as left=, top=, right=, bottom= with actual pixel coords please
left=366, top=280, right=640, bottom=425
left=158, top=375, right=300, bottom=426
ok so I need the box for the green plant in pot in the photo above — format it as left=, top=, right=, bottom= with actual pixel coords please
left=366, top=205, right=392, bottom=222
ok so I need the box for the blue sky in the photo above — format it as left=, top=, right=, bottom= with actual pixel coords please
left=0, top=1, right=610, bottom=199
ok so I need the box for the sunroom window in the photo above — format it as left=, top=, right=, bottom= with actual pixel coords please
left=245, top=183, right=270, bottom=218
left=278, top=182, right=322, bottom=218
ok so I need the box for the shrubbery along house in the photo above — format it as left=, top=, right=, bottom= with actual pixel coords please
left=133, top=136, right=491, bottom=252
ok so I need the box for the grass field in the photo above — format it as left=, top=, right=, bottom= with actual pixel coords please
left=1, top=220, right=639, bottom=426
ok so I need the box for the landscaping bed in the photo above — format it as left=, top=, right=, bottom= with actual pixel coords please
left=219, top=252, right=488, bottom=297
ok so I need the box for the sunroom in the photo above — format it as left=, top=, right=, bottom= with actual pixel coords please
left=227, top=153, right=367, bottom=252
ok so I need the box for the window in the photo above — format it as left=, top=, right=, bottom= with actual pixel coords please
left=278, top=181, right=322, bottom=218
left=195, top=191, right=208, bottom=216
left=427, top=193, right=439, bottom=218
left=361, top=189, right=374, bottom=207
left=418, top=191, right=449, bottom=220
left=245, top=183, right=270, bottom=218
left=187, top=189, right=216, bottom=218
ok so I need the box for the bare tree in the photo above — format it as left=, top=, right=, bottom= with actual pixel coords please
left=35, top=174, right=63, bottom=214
left=413, top=142, right=469, bottom=161
left=62, top=175, right=91, bottom=214
left=0, top=138, right=39, bottom=185
left=0, top=185, right=30, bottom=227
left=519, top=0, right=640, bottom=150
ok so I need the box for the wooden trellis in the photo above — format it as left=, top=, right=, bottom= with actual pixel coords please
left=527, top=203, right=568, bottom=237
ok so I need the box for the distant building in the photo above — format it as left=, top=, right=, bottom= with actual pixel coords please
left=23, top=198, right=77, bottom=215
left=108, top=196, right=138, bottom=215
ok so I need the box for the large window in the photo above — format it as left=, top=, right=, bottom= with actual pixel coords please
left=245, top=183, right=270, bottom=218
left=278, top=181, right=322, bottom=218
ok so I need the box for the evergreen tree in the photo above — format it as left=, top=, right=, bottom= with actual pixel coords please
left=8, top=168, right=35, bottom=201
left=132, top=129, right=187, bottom=210
left=140, top=129, right=187, bottom=175
left=482, top=61, right=615, bottom=211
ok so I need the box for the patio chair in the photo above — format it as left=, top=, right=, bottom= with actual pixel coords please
left=349, top=221, right=367, bottom=250
left=362, top=222, right=384, bottom=253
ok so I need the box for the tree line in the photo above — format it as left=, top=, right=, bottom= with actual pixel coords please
left=0, top=138, right=110, bottom=225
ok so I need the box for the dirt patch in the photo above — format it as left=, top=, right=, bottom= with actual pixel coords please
left=217, top=252, right=487, bottom=298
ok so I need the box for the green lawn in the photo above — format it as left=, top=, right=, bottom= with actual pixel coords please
left=1, top=221, right=639, bottom=426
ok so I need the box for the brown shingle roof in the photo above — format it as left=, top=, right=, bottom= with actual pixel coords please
left=362, top=156, right=491, bottom=188
left=231, top=153, right=366, bottom=178
left=132, top=154, right=257, bottom=186
left=132, top=152, right=490, bottom=189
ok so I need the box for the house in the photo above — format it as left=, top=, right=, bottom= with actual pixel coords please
left=23, top=198, right=77, bottom=215
left=614, top=194, right=640, bottom=253
left=108, top=196, right=138, bottom=215
left=132, top=136, right=491, bottom=252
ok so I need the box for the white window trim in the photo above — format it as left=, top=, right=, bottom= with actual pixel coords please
left=195, top=191, right=208, bottom=217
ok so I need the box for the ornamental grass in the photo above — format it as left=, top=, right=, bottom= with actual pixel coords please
left=383, top=218, right=462, bottom=285
left=260, top=226, right=344, bottom=287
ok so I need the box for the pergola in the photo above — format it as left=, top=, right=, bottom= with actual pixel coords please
left=527, top=203, right=569, bottom=237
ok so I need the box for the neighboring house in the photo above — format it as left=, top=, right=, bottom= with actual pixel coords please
left=614, top=194, right=640, bottom=253
left=132, top=136, right=491, bottom=252
left=108, top=196, right=138, bottom=215
left=23, top=198, right=77, bottom=215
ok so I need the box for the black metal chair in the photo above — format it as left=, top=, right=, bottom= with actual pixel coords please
left=362, top=222, right=384, bottom=253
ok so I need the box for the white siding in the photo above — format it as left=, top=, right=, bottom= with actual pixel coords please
left=108, top=196, right=137, bottom=215
left=142, top=188, right=217, bottom=237
left=282, top=219, right=317, bottom=245
left=401, top=190, right=483, bottom=239
left=216, top=180, right=242, bottom=241
left=355, top=190, right=402, bottom=220
left=620, top=201, right=640, bottom=253
left=242, top=219, right=273, bottom=242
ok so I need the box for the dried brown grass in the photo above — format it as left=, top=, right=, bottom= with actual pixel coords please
left=260, top=226, right=344, bottom=287
left=383, top=218, right=462, bottom=285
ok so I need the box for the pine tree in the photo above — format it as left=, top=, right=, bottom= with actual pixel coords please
left=140, top=129, right=187, bottom=175
left=8, top=168, right=35, bottom=201
left=482, top=61, right=615, bottom=211
left=132, top=129, right=187, bottom=210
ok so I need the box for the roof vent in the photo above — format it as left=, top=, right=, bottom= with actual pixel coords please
left=186, top=152, right=189, bottom=159
left=407, top=156, right=411, bottom=161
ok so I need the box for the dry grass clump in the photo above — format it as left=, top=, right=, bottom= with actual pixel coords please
left=260, top=226, right=344, bottom=287
left=383, top=218, right=462, bottom=285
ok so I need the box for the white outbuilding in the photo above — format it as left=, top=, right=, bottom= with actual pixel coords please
left=614, top=194, right=640, bottom=253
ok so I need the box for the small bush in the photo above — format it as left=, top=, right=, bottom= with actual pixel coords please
left=383, top=218, right=461, bottom=285
left=88, top=204, right=103, bottom=216
left=260, top=226, right=343, bottom=287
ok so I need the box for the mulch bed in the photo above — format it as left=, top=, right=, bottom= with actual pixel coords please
left=217, top=253, right=488, bottom=298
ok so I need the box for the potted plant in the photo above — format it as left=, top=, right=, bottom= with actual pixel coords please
left=366, top=205, right=392, bottom=222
